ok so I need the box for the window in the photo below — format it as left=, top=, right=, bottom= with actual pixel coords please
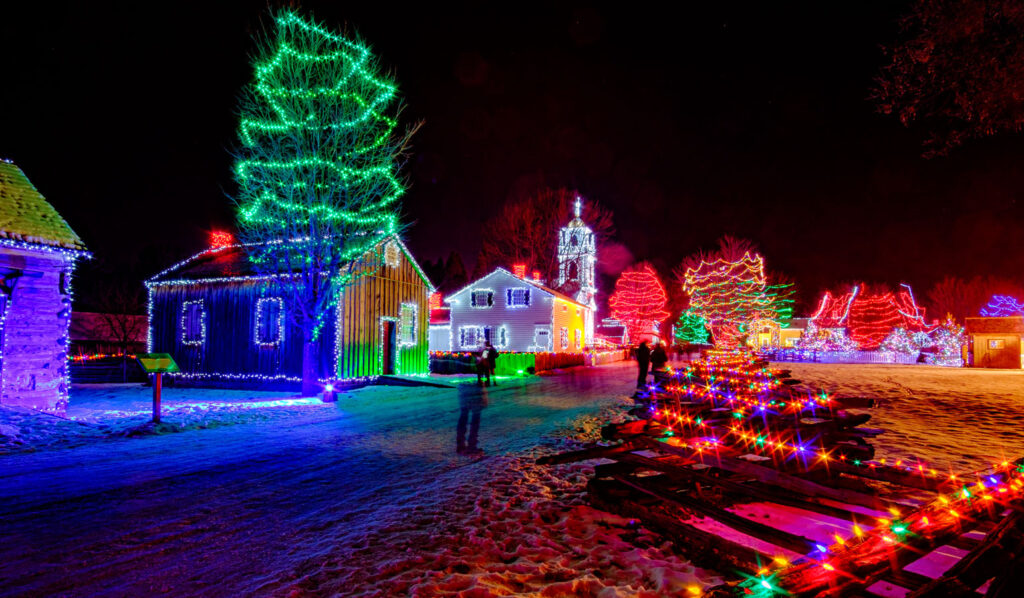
left=383, top=241, right=401, bottom=268
left=399, top=303, right=416, bottom=346
left=470, top=289, right=494, bottom=308
left=568, top=260, right=578, bottom=280
left=255, top=297, right=284, bottom=346
left=460, top=326, right=482, bottom=348
left=574, top=329, right=581, bottom=349
left=989, top=339, right=1006, bottom=349
left=181, top=300, right=206, bottom=346
left=560, top=327, right=569, bottom=349
left=506, top=287, right=530, bottom=308
left=533, top=327, right=551, bottom=351
left=484, top=326, right=509, bottom=349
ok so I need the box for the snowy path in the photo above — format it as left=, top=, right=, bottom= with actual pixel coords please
left=2, top=363, right=708, bottom=597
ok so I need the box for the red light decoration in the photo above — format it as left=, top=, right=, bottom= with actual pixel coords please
left=209, top=230, right=234, bottom=249
left=513, top=264, right=527, bottom=278
left=810, top=284, right=932, bottom=350
left=429, top=292, right=442, bottom=311
left=609, top=263, right=669, bottom=343
left=532, top=270, right=541, bottom=281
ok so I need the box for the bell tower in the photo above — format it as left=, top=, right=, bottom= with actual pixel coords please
left=557, top=197, right=597, bottom=342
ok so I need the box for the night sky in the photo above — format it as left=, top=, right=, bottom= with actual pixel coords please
left=3, top=2, right=1024, bottom=313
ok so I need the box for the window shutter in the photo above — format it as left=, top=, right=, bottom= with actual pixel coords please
left=506, top=289, right=512, bottom=304
left=487, top=292, right=493, bottom=306
left=524, top=289, right=530, bottom=305
left=471, top=293, right=476, bottom=307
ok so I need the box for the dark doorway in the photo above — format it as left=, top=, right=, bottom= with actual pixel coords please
left=382, top=320, right=397, bottom=375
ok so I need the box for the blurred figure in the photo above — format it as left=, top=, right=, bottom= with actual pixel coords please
left=456, top=383, right=488, bottom=455
left=635, top=340, right=651, bottom=391
left=484, top=341, right=498, bottom=386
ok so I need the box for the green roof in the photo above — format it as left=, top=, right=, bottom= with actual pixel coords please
left=0, top=160, right=86, bottom=250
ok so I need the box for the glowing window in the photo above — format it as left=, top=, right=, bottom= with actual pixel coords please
left=574, top=329, right=581, bottom=349
left=471, top=290, right=493, bottom=308
left=255, top=297, right=284, bottom=346
left=181, top=300, right=206, bottom=346
left=384, top=241, right=401, bottom=268
left=560, top=327, right=569, bottom=349
left=989, top=339, right=1006, bottom=349
left=506, top=287, right=530, bottom=308
left=460, top=326, right=482, bottom=348
left=399, top=303, right=416, bottom=346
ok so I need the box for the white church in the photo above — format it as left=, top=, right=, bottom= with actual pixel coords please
left=433, top=198, right=596, bottom=353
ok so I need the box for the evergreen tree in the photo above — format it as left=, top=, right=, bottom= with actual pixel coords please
left=674, top=310, right=709, bottom=345
left=234, top=10, right=415, bottom=394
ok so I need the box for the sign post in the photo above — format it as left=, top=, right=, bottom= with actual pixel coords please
left=135, top=353, right=180, bottom=424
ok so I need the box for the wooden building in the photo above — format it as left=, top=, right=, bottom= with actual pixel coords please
left=147, top=235, right=432, bottom=385
left=0, top=160, right=89, bottom=412
left=444, top=267, right=592, bottom=353
left=964, top=316, right=1024, bottom=369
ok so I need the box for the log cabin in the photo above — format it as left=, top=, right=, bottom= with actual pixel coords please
left=0, top=160, right=89, bottom=412
left=146, top=235, right=432, bottom=386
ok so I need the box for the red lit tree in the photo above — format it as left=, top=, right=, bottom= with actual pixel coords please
left=810, top=283, right=933, bottom=350
left=609, top=262, right=669, bottom=343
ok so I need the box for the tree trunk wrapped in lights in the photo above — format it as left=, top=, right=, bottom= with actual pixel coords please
left=234, top=10, right=415, bottom=395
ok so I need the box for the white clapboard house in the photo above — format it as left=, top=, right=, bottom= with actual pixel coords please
left=444, top=267, right=592, bottom=353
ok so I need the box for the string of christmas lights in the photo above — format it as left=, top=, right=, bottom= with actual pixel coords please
left=609, top=263, right=669, bottom=343
left=683, top=253, right=773, bottom=348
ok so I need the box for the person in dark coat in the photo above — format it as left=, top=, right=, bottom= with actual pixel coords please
left=484, top=341, right=498, bottom=386
left=651, top=342, right=668, bottom=371
left=635, top=341, right=651, bottom=390
left=475, top=352, right=490, bottom=386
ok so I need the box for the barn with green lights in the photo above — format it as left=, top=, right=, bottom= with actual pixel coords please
left=146, top=235, right=432, bottom=386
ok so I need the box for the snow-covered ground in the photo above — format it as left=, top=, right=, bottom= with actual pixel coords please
left=781, top=362, right=1024, bottom=472
left=0, top=363, right=719, bottom=597
left=2, top=361, right=1021, bottom=597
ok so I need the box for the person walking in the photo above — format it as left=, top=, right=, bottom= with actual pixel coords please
left=484, top=341, right=498, bottom=386
left=635, top=340, right=651, bottom=391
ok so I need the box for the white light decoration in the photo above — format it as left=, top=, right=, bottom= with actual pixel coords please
left=145, top=234, right=434, bottom=384
left=458, top=325, right=483, bottom=349
left=254, top=297, right=285, bottom=347
left=180, top=300, right=206, bottom=346
left=506, top=287, right=530, bottom=308
left=384, top=240, right=401, bottom=268
left=470, top=288, right=494, bottom=308
left=398, top=302, right=416, bottom=346
left=557, top=196, right=597, bottom=343
left=560, top=327, right=569, bottom=349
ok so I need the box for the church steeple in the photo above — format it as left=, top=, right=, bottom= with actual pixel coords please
left=557, top=196, right=597, bottom=343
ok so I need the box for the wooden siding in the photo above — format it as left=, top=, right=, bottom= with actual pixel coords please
left=970, top=333, right=1022, bottom=369
left=448, top=269, right=559, bottom=352
left=149, top=280, right=335, bottom=380
left=337, top=246, right=430, bottom=377
left=0, top=248, right=74, bottom=411
left=551, top=297, right=588, bottom=352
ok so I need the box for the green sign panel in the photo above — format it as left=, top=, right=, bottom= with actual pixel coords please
left=136, top=353, right=180, bottom=374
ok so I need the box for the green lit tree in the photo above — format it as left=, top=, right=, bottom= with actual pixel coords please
left=234, top=10, right=416, bottom=395
left=674, top=310, right=710, bottom=345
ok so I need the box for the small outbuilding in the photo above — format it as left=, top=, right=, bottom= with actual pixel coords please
left=147, top=235, right=432, bottom=385
left=964, top=316, right=1024, bottom=369
left=0, top=160, right=89, bottom=412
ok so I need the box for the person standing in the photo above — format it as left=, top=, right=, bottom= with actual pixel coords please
left=635, top=340, right=651, bottom=390
left=651, top=341, right=668, bottom=372
left=484, top=341, right=498, bottom=386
